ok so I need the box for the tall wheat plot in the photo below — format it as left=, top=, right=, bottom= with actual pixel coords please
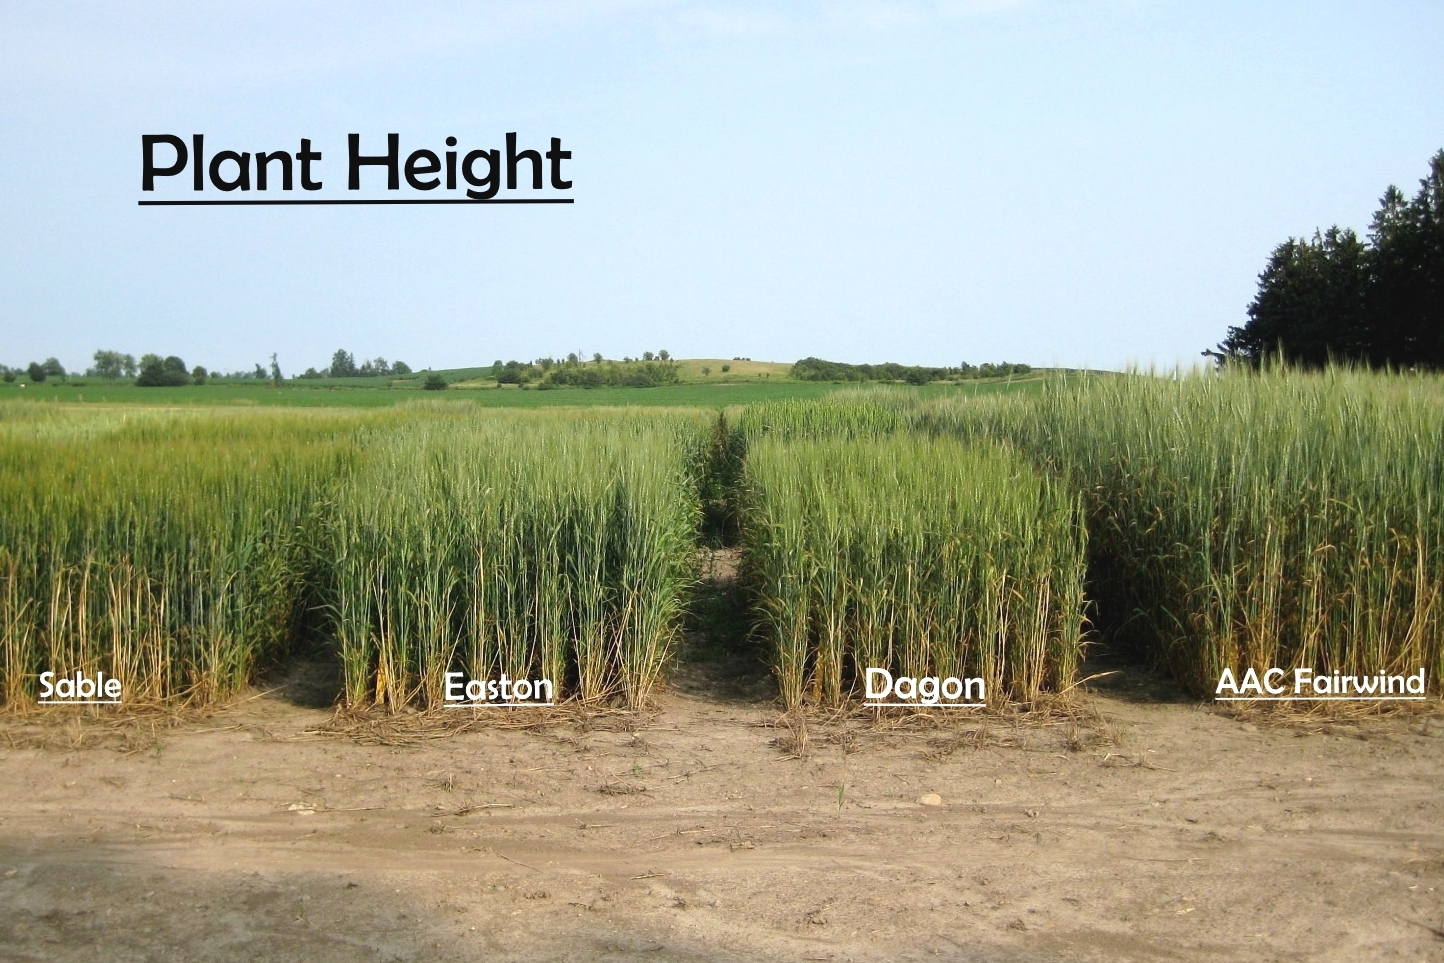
left=918, top=369, right=1444, bottom=695
left=739, top=432, right=1086, bottom=709
left=332, top=410, right=704, bottom=710
left=0, top=406, right=349, bottom=706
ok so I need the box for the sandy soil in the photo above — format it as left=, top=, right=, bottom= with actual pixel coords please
left=2, top=656, right=1443, bottom=963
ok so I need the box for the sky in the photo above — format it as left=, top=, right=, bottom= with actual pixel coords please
left=1, top=1, right=1441, bottom=374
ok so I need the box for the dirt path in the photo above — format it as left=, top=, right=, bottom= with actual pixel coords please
left=2, top=666, right=1443, bottom=962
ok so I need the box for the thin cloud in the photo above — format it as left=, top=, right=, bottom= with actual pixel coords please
left=0, top=0, right=1048, bottom=94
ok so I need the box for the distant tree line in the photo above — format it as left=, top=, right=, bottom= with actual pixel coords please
left=88, top=349, right=280, bottom=386
left=0, top=353, right=207, bottom=386
left=298, top=350, right=412, bottom=379
left=493, top=352, right=680, bottom=389
left=6, top=347, right=418, bottom=388
left=1219, top=149, right=1444, bottom=369
left=0, top=358, right=66, bottom=384
left=790, top=357, right=1032, bottom=384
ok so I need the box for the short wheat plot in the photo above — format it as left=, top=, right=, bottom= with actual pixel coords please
left=0, top=407, right=349, bottom=706
left=706, top=393, right=911, bottom=539
left=332, top=411, right=707, bottom=710
left=739, top=433, right=1086, bottom=709
left=729, top=393, right=908, bottom=444
left=920, top=369, right=1444, bottom=697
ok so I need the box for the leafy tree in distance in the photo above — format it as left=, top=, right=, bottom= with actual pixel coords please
left=330, top=349, right=358, bottom=378
left=90, top=350, right=136, bottom=379
left=422, top=374, right=447, bottom=390
left=392, top=360, right=411, bottom=375
left=191, top=366, right=208, bottom=384
left=136, top=355, right=190, bottom=387
left=26, top=362, right=46, bottom=383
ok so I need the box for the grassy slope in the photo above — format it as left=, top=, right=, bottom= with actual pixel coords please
left=670, top=359, right=793, bottom=382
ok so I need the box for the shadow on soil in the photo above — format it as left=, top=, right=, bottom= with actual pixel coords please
left=1077, top=645, right=1195, bottom=705
left=670, top=548, right=776, bottom=705
left=0, top=839, right=745, bottom=963
left=255, top=549, right=1191, bottom=715
left=258, top=655, right=344, bottom=710
left=259, top=548, right=778, bottom=713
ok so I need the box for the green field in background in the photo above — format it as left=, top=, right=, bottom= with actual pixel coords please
left=0, top=373, right=1058, bottom=409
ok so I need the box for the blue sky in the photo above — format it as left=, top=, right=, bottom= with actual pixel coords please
left=1, top=1, right=1440, bottom=374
